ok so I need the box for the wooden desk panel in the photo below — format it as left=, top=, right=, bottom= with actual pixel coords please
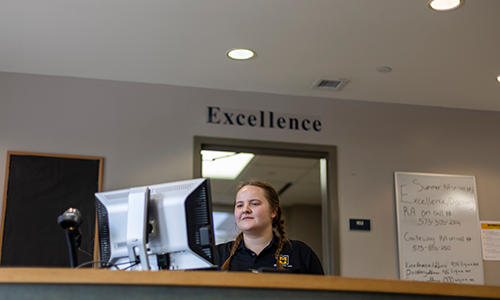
left=0, top=268, right=498, bottom=299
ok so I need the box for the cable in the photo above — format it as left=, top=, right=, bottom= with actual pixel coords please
left=122, top=262, right=140, bottom=270
left=78, top=247, right=94, bottom=260
left=75, top=259, right=141, bottom=270
left=76, top=260, right=116, bottom=269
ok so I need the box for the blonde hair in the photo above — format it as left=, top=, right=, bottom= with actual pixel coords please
left=220, top=180, right=289, bottom=271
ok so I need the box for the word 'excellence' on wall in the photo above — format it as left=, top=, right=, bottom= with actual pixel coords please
left=395, top=172, right=484, bottom=285
left=207, top=106, right=322, bottom=132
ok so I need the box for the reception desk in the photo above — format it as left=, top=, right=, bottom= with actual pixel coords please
left=0, top=268, right=499, bottom=299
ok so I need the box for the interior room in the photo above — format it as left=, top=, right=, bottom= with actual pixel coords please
left=0, top=0, right=499, bottom=294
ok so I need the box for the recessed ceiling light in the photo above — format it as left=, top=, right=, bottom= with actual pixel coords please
left=376, top=66, right=392, bottom=73
left=226, top=48, right=256, bottom=60
left=497, top=75, right=500, bottom=82
left=428, top=0, right=464, bottom=11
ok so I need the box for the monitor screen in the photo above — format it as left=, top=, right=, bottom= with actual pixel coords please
left=95, top=178, right=217, bottom=270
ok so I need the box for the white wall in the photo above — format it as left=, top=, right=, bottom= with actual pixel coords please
left=1, top=72, right=499, bottom=285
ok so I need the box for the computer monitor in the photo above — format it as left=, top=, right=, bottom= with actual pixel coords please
left=95, top=178, right=217, bottom=270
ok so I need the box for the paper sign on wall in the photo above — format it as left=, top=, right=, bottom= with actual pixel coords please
left=480, top=221, right=500, bottom=261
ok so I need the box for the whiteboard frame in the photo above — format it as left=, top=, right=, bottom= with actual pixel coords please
left=394, top=171, right=484, bottom=284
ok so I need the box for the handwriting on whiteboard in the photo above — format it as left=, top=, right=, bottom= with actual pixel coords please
left=395, top=172, right=483, bottom=284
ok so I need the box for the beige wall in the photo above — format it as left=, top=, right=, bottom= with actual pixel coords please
left=0, top=72, right=499, bottom=285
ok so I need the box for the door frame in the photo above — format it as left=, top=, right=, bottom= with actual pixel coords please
left=193, top=136, right=340, bottom=276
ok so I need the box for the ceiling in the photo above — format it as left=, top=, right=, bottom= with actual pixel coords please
left=1, top=1, right=499, bottom=111
left=210, top=155, right=321, bottom=207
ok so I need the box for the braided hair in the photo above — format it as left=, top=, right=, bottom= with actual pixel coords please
left=220, top=180, right=289, bottom=271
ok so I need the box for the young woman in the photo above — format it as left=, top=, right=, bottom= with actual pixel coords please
left=216, top=180, right=324, bottom=274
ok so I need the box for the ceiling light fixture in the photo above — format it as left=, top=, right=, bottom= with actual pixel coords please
left=376, top=66, right=392, bottom=73
left=226, top=48, right=256, bottom=60
left=428, top=0, right=464, bottom=11
left=201, top=150, right=254, bottom=180
left=497, top=75, right=500, bottom=82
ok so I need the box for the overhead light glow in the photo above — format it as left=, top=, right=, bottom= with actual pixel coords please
left=497, top=75, right=500, bottom=82
left=201, top=150, right=254, bottom=180
left=428, top=0, right=463, bottom=11
left=226, top=49, right=255, bottom=60
left=376, top=66, right=392, bottom=73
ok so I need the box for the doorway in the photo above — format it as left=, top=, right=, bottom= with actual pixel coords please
left=193, top=136, right=339, bottom=275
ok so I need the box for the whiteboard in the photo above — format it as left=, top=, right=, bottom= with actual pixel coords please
left=395, top=172, right=484, bottom=284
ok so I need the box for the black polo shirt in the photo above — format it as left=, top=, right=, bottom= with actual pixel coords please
left=216, top=237, right=324, bottom=275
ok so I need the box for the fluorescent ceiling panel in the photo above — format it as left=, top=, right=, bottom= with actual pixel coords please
left=201, top=150, right=254, bottom=180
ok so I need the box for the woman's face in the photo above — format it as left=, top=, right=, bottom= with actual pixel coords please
left=234, top=185, right=276, bottom=235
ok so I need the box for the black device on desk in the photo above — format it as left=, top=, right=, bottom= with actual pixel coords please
left=251, top=267, right=293, bottom=273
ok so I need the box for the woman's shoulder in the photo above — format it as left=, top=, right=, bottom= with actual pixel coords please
left=217, top=241, right=234, bottom=249
left=215, top=241, right=235, bottom=268
left=286, top=239, right=320, bottom=257
left=287, top=239, right=324, bottom=275
left=216, top=240, right=236, bottom=256
left=288, top=239, right=313, bottom=251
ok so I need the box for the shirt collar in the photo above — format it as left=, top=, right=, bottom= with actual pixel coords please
left=237, top=234, right=278, bottom=253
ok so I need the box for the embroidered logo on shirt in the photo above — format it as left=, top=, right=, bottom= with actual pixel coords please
left=278, top=254, right=289, bottom=267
